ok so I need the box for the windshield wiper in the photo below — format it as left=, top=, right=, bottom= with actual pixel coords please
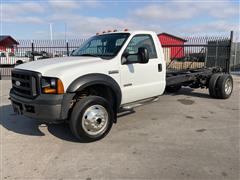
left=71, top=53, right=111, bottom=59
left=79, top=54, right=99, bottom=57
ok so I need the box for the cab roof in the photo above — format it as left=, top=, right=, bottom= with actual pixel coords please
left=96, top=30, right=156, bottom=36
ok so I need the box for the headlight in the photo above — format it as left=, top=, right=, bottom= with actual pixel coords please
left=41, top=77, right=64, bottom=94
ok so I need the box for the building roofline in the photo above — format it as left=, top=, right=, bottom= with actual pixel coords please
left=157, top=32, right=187, bottom=42
left=0, top=35, right=19, bottom=45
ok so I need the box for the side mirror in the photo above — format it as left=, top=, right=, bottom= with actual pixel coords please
left=121, top=47, right=149, bottom=64
left=121, top=51, right=129, bottom=64
left=138, top=47, right=149, bottom=64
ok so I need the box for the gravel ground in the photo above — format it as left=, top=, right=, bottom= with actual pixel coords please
left=0, top=76, right=239, bottom=180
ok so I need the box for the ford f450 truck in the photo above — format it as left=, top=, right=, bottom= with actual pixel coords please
left=9, top=30, right=233, bottom=141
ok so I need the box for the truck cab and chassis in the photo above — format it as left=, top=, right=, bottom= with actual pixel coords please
left=9, top=31, right=233, bottom=141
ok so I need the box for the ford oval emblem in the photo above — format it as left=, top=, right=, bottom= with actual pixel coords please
left=15, top=81, right=21, bottom=86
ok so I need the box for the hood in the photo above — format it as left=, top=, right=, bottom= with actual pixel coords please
left=15, top=56, right=103, bottom=76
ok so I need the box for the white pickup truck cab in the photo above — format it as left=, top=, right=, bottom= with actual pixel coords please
left=9, top=30, right=233, bottom=141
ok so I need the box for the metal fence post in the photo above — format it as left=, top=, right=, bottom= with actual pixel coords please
left=205, top=36, right=208, bottom=67
left=66, top=42, right=69, bottom=56
left=227, top=31, right=234, bottom=73
left=31, top=41, right=35, bottom=61
left=215, top=40, right=218, bottom=67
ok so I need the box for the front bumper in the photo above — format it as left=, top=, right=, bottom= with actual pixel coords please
left=9, top=89, right=74, bottom=123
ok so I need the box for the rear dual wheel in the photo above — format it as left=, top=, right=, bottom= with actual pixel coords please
left=216, top=74, right=233, bottom=99
left=208, top=74, right=233, bottom=99
left=208, top=73, right=222, bottom=98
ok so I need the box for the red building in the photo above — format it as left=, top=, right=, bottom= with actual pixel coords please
left=158, top=33, right=186, bottom=59
left=0, top=35, right=19, bottom=52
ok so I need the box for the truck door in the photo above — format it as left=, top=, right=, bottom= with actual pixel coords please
left=120, top=34, right=165, bottom=104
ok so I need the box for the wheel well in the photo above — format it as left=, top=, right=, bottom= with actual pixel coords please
left=72, top=84, right=118, bottom=122
left=16, top=60, right=23, bottom=64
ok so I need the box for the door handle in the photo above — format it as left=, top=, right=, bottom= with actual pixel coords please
left=158, top=64, right=162, bottom=72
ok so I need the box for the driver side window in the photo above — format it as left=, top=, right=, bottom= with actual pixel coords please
left=124, top=34, right=157, bottom=63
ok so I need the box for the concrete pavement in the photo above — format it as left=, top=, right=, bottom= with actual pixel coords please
left=0, top=76, right=239, bottom=180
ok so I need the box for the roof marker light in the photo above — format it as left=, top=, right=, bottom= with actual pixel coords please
left=102, top=31, right=106, bottom=33
left=107, top=30, right=112, bottom=32
left=113, top=29, right=117, bottom=32
left=124, top=28, right=129, bottom=31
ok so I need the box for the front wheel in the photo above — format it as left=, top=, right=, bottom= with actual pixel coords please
left=69, top=96, right=113, bottom=142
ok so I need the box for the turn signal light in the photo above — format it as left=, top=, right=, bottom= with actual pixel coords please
left=57, top=79, right=64, bottom=94
left=42, top=87, right=57, bottom=94
left=42, top=79, right=64, bottom=94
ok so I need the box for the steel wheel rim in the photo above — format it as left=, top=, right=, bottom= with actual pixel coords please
left=225, top=78, right=232, bottom=95
left=82, top=105, right=108, bottom=136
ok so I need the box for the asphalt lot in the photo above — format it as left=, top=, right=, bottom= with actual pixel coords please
left=0, top=76, right=239, bottom=180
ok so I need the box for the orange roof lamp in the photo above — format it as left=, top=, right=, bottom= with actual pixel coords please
left=96, top=29, right=123, bottom=35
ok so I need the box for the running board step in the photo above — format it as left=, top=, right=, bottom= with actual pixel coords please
left=120, top=96, right=159, bottom=111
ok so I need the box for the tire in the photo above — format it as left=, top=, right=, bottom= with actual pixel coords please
left=165, top=85, right=181, bottom=93
left=215, top=74, right=233, bottom=99
left=208, top=73, right=221, bottom=98
left=69, top=96, right=114, bottom=142
left=16, top=60, right=23, bottom=65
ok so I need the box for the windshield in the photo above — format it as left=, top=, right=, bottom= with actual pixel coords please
left=72, top=33, right=130, bottom=59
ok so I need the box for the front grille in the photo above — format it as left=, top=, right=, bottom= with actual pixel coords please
left=11, top=69, right=39, bottom=99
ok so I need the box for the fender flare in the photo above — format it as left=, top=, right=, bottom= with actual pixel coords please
left=66, top=73, right=122, bottom=109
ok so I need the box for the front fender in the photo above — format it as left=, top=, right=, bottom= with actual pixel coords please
left=66, top=73, right=122, bottom=108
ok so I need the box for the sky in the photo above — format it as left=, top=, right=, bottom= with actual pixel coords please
left=0, top=0, right=239, bottom=40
